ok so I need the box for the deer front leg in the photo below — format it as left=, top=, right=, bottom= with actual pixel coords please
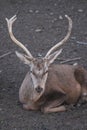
left=42, top=105, right=66, bottom=113
left=41, top=95, right=66, bottom=113
left=23, top=104, right=39, bottom=111
left=22, top=101, right=40, bottom=111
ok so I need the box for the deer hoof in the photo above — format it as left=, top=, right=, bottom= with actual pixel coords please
left=41, top=107, right=49, bottom=113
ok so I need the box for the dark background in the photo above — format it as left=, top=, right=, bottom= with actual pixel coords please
left=0, top=0, right=87, bottom=130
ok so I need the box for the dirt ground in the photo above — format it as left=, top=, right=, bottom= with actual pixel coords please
left=0, top=0, right=87, bottom=130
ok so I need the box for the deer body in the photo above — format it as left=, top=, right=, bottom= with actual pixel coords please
left=19, top=64, right=87, bottom=113
left=6, top=15, right=87, bottom=113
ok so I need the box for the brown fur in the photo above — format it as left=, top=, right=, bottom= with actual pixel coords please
left=19, top=64, right=87, bottom=113
left=74, top=66, right=87, bottom=101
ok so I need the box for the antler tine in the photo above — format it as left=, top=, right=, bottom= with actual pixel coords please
left=6, top=15, right=33, bottom=58
left=45, top=15, right=72, bottom=58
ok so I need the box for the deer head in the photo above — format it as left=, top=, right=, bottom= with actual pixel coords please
left=6, top=15, right=72, bottom=94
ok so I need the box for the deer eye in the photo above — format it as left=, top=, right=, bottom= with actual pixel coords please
left=30, top=71, right=36, bottom=77
left=30, top=70, right=33, bottom=74
left=30, top=69, right=35, bottom=74
left=43, top=71, right=48, bottom=76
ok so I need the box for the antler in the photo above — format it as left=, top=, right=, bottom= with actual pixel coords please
left=45, top=15, right=72, bottom=58
left=5, top=15, right=33, bottom=58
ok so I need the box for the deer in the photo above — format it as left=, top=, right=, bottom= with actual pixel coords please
left=6, top=15, right=87, bottom=113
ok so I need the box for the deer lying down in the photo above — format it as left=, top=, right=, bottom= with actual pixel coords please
left=6, top=15, right=87, bottom=113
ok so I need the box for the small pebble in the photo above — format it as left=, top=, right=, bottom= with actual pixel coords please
left=59, top=15, right=63, bottom=20
left=35, top=29, right=42, bottom=32
left=73, top=63, right=78, bottom=66
left=35, top=10, right=39, bottom=13
left=50, top=12, right=54, bottom=15
left=0, top=70, right=2, bottom=73
left=38, top=53, right=42, bottom=57
left=71, top=36, right=76, bottom=40
left=0, top=108, right=2, bottom=111
left=78, top=9, right=83, bottom=12
left=54, top=3, right=57, bottom=6
left=29, top=9, right=33, bottom=13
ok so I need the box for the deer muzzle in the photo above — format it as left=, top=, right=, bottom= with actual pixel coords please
left=35, top=86, right=43, bottom=93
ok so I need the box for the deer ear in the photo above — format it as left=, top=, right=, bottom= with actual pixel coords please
left=46, top=49, right=62, bottom=65
left=15, top=51, right=33, bottom=65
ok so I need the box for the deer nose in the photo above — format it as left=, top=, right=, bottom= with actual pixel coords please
left=35, top=86, right=43, bottom=93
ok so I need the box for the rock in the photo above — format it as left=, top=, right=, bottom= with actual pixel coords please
left=50, top=12, right=54, bottom=15
left=35, top=10, right=39, bottom=13
left=29, top=9, right=33, bottom=13
left=78, top=9, right=83, bottom=12
left=59, top=15, right=63, bottom=20
left=37, top=53, right=42, bottom=57
left=35, top=28, right=42, bottom=32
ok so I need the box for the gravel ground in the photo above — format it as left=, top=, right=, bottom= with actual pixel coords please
left=0, top=0, right=87, bottom=130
